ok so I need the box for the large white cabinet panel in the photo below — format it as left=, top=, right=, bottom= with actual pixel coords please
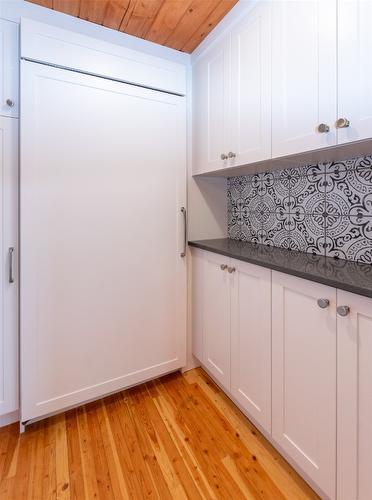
left=337, top=290, right=372, bottom=500
left=0, top=116, right=18, bottom=417
left=229, top=2, right=271, bottom=166
left=272, top=272, right=336, bottom=499
left=271, top=0, right=337, bottom=157
left=0, top=20, right=19, bottom=118
left=192, top=38, right=230, bottom=174
left=21, top=61, right=186, bottom=422
left=202, top=251, right=231, bottom=389
left=337, top=0, right=372, bottom=144
left=230, top=259, right=271, bottom=432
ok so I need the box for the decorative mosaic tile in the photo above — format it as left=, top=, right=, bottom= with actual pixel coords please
left=227, top=154, right=372, bottom=264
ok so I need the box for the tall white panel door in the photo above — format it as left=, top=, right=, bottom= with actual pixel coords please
left=337, top=0, right=372, bottom=144
left=192, top=37, right=230, bottom=174
left=230, top=260, right=271, bottom=433
left=337, top=291, right=372, bottom=500
left=203, top=251, right=230, bottom=390
left=272, top=272, right=336, bottom=499
left=21, top=61, right=186, bottom=423
left=0, top=20, right=19, bottom=118
left=0, top=116, right=18, bottom=417
left=271, top=0, right=337, bottom=157
left=230, top=1, right=271, bottom=166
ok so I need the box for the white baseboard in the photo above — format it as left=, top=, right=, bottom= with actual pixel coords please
left=0, top=410, right=19, bottom=428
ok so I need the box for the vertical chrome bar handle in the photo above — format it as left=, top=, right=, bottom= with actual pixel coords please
left=180, top=207, right=187, bottom=257
left=8, top=247, right=14, bottom=283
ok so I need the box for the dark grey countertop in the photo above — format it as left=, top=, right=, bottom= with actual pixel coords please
left=189, top=238, right=372, bottom=299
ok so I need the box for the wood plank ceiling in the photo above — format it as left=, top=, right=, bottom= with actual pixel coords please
left=27, top=0, right=239, bottom=53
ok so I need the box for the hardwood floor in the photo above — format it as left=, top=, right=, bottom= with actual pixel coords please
left=0, top=368, right=319, bottom=499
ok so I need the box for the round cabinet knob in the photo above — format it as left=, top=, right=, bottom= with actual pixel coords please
left=220, top=264, right=227, bottom=271
left=336, top=118, right=350, bottom=129
left=317, top=298, right=330, bottom=309
left=337, top=305, right=350, bottom=317
left=6, top=99, right=14, bottom=107
left=318, top=123, right=330, bottom=133
left=220, top=153, right=228, bottom=160
left=227, top=266, right=236, bottom=274
left=227, top=152, right=236, bottom=159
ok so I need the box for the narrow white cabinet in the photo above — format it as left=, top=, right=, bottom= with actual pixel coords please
left=0, top=116, right=18, bottom=417
left=230, top=259, right=271, bottom=432
left=337, top=0, right=372, bottom=144
left=202, top=251, right=231, bottom=389
left=272, top=272, right=336, bottom=499
left=229, top=1, right=271, bottom=166
left=0, top=20, right=19, bottom=118
left=271, top=0, right=337, bottom=157
left=337, top=290, right=372, bottom=500
left=192, top=38, right=230, bottom=174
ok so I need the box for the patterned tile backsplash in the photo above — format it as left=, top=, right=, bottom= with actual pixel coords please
left=227, top=155, right=372, bottom=264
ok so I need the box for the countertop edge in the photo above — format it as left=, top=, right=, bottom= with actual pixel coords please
left=188, top=241, right=372, bottom=300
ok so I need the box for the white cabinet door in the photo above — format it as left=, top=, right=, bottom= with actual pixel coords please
left=272, top=272, right=336, bottom=499
left=230, top=1, right=271, bottom=166
left=192, top=37, right=230, bottom=174
left=337, top=0, right=372, bottom=144
left=271, top=0, right=337, bottom=157
left=202, top=251, right=230, bottom=389
left=21, top=61, right=186, bottom=422
left=0, top=116, right=18, bottom=417
left=0, top=20, right=19, bottom=118
left=337, top=290, right=372, bottom=500
left=230, top=259, right=271, bottom=433
left=191, top=248, right=204, bottom=362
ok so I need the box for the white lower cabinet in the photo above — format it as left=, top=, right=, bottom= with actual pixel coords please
left=192, top=249, right=372, bottom=499
left=337, top=290, right=372, bottom=500
left=272, top=272, right=337, bottom=499
left=230, top=260, right=271, bottom=432
left=199, top=250, right=231, bottom=390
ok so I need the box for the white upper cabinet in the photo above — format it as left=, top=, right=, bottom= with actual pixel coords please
left=192, top=1, right=271, bottom=174
left=272, top=272, right=336, bottom=499
left=229, top=2, right=271, bottom=166
left=337, top=0, right=372, bottom=144
left=271, top=0, right=337, bottom=157
left=337, top=290, right=372, bottom=500
left=193, top=38, right=230, bottom=174
left=230, top=259, right=271, bottom=433
left=0, top=117, right=18, bottom=417
left=0, top=20, right=19, bottom=118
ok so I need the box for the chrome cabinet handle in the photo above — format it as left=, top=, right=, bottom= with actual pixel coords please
left=8, top=247, right=14, bottom=283
left=336, top=118, right=350, bottom=128
left=228, top=152, right=236, bottom=158
left=317, top=124, right=330, bottom=133
left=180, top=207, right=187, bottom=258
left=6, top=98, right=14, bottom=107
left=317, top=298, right=330, bottom=309
left=220, top=153, right=228, bottom=160
left=227, top=266, right=236, bottom=274
left=220, top=264, right=228, bottom=271
left=337, top=305, right=350, bottom=317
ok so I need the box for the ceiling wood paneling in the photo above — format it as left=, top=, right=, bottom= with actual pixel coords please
left=26, top=0, right=239, bottom=53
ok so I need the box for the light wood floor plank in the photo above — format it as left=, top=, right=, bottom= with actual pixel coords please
left=0, top=368, right=319, bottom=499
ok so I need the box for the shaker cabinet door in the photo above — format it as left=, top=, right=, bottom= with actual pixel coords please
left=272, top=272, right=336, bottom=499
left=230, top=259, right=271, bottom=433
left=0, top=20, right=19, bottom=118
left=337, top=0, right=372, bottom=144
left=337, top=290, right=372, bottom=500
left=271, top=0, right=337, bottom=157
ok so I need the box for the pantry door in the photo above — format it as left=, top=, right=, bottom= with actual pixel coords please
left=20, top=61, right=186, bottom=422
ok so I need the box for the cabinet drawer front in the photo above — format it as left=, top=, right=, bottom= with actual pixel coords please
left=272, top=272, right=336, bottom=498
